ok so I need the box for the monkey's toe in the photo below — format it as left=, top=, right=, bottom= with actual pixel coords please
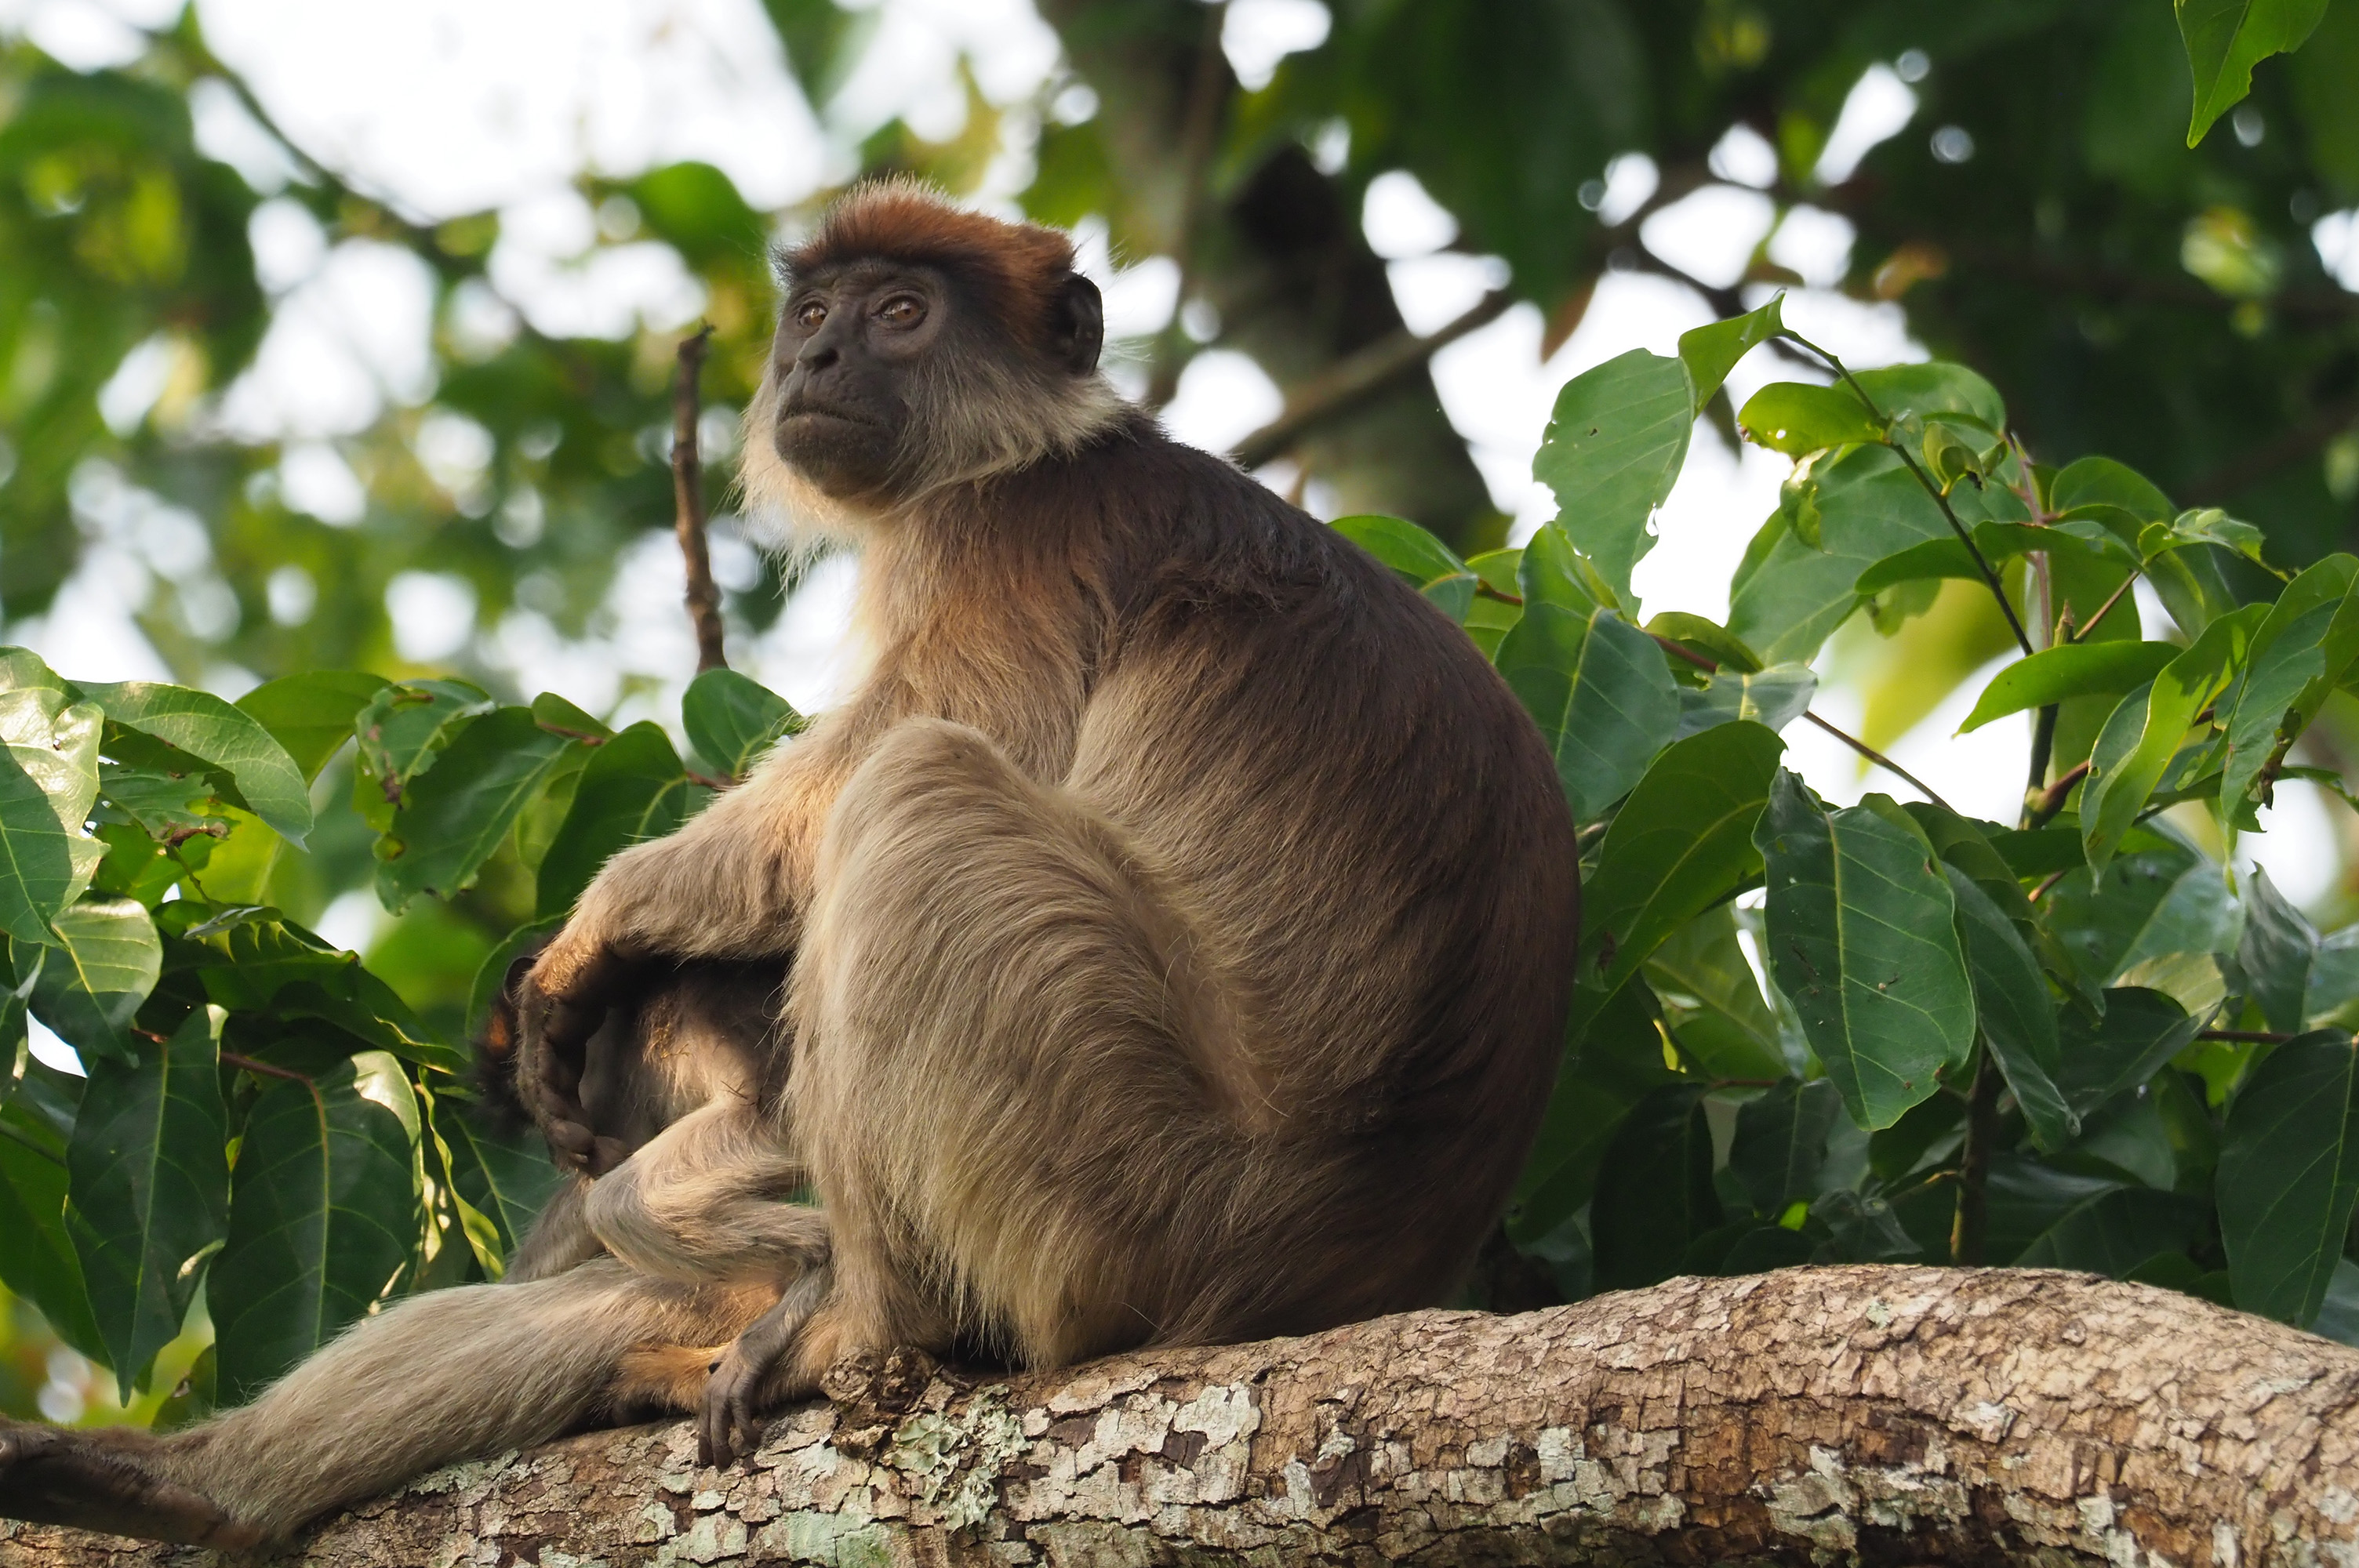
left=0, top=1421, right=262, bottom=1548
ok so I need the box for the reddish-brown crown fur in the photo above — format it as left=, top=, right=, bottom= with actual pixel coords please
left=778, top=181, right=1078, bottom=358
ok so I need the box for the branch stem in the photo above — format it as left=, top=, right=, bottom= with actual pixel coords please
left=1951, top=1048, right=2001, bottom=1265
left=1232, top=289, right=1514, bottom=470
left=1785, top=331, right=2035, bottom=657
left=1802, top=711, right=1957, bottom=815
left=671, top=325, right=727, bottom=673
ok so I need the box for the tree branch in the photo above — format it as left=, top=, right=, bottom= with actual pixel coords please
left=14, top=1266, right=2359, bottom=1565
left=671, top=326, right=727, bottom=674
left=1230, top=289, right=1513, bottom=470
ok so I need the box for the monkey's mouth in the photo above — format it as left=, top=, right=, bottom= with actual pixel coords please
left=778, top=401, right=877, bottom=430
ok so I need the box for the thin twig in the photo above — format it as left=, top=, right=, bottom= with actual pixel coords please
left=1803, top=711, right=1958, bottom=815
left=223, top=1051, right=313, bottom=1084
left=2026, top=760, right=2091, bottom=830
left=2029, top=866, right=2072, bottom=902
left=2195, top=1029, right=2343, bottom=1045
left=671, top=325, right=727, bottom=673
left=1950, top=1050, right=2001, bottom=1266
left=1785, top=332, right=2035, bottom=657
left=1232, top=289, right=1515, bottom=470
left=2022, top=702, right=2059, bottom=829
left=2068, top=570, right=2143, bottom=644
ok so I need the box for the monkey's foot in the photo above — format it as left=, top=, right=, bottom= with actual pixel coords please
left=0, top=1421, right=262, bottom=1548
left=699, top=1287, right=831, bottom=1468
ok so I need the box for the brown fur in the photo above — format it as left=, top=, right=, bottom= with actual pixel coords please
left=0, top=184, right=1577, bottom=1544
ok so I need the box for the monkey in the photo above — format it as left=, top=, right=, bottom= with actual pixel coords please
left=0, top=180, right=1579, bottom=1546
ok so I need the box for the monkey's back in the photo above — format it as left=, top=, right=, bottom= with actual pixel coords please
left=1038, top=420, right=1580, bottom=1332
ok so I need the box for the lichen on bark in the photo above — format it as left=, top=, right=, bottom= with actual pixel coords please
left=9, top=1265, right=2359, bottom=1566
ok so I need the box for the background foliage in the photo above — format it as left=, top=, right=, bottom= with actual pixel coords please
left=4, top=0, right=2359, bottom=1425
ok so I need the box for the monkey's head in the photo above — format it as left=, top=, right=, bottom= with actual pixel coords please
left=741, top=181, right=1122, bottom=536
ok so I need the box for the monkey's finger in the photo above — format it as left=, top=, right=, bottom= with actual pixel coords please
left=542, top=1120, right=596, bottom=1169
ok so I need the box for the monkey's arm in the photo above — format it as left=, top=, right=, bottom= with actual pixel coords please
left=518, top=691, right=897, bottom=1076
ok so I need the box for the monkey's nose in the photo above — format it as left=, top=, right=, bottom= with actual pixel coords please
left=798, top=343, right=840, bottom=373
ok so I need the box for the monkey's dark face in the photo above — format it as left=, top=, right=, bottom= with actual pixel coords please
left=770, top=263, right=954, bottom=500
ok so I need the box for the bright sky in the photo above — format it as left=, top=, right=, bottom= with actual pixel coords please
left=1, top=0, right=2350, bottom=934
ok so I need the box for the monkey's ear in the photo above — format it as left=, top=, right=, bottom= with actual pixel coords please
left=1049, top=273, right=1103, bottom=376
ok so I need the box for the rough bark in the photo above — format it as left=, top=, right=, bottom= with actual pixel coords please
left=9, top=1265, right=2359, bottom=1566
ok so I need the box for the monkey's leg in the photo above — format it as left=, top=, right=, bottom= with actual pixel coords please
left=701, top=718, right=1248, bottom=1460
left=582, top=1097, right=827, bottom=1289
left=0, top=1258, right=772, bottom=1545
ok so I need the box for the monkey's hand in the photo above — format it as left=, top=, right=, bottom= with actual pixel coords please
left=516, top=920, right=643, bottom=1176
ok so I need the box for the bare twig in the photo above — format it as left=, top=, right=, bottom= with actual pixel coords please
left=2195, top=1029, right=2348, bottom=1045
left=1951, top=1051, right=2001, bottom=1265
left=223, top=1052, right=313, bottom=1084
left=2026, top=760, right=2091, bottom=829
left=1233, top=289, right=1514, bottom=470
left=671, top=325, right=727, bottom=673
left=1802, top=711, right=1958, bottom=815
left=1783, top=331, right=2035, bottom=657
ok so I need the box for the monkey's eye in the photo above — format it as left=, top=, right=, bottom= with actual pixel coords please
left=876, top=295, right=927, bottom=328
left=793, top=300, right=827, bottom=331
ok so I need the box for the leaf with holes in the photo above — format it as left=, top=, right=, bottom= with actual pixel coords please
left=77, top=681, right=313, bottom=845
left=1535, top=348, right=1692, bottom=598
left=1755, top=777, right=1976, bottom=1130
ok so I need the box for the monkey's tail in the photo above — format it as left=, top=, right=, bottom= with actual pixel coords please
left=148, top=1258, right=765, bottom=1541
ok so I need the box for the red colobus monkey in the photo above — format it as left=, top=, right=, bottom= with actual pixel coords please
left=0, top=182, right=1578, bottom=1548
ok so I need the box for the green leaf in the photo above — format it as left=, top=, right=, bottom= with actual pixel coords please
left=440, top=1109, right=565, bottom=1261
left=2081, top=604, right=2268, bottom=871
left=1510, top=981, right=1672, bottom=1243
left=2235, top=867, right=2318, bottom=1034
left=354, top=679, right=496, bottom=809
left=1755, top=777, right=1976, bottom=1130
left=1493, top=603, right=1680, bottom=821
left=2179, top=0, right=2328, bottom=146
left=681, top=668, right=805, bottom=781
left=1518, top=521, right=1614, bottom=614
left=1644, top=612, right=1760, bottom=673
left=1534, top=348, right=1692, bottom=598
left=1673, top=662, right=1816, bottom=740
left=1730, top=1077, right=1840, bottom=1215
left=1728, top=447, right=1955, bottom=665
left=1850, top=362, right=2008, bottom=429
left=1957, top=641, right=2182, bottom=734
left=76, top=682, right=314, bottom=845
left=2217, top=1031, right=2359, bottom=1327
left=536, top=722, right=707, bottom=919
left=0, top=1112, right=106, bottom=1364
left=30, top=897, right=162, bottom=1066
left=98, top=763, right=220, bottom=840
left=1645, top=904, right=1789, bottom=1081
left=1576, top=722, right=1787, bottom=1010
left=1590, top=1083, right=1719, bottom=1290
left=2055, top=987, right=2207, bottom=1116
left=1943, top=865, right=2077, bottom=1152
left=209, top=1051, right=421, bottom=1404
left=1675, top=295, right=1785, bottom=411
left=2013, top=1187, right=2206, bottom=1274
left=166, top=906, right=467, bottom=1075
left=0, top=689, right=104, bottom=944
left=529, top=691, right=612, bottom=742
left=374, top=707, right=580, bottom=911
left=2222, top=556, right=2359, bottom=828
left=1736, top=381, right=1885, bottom=456
left=65, top=1004, right=229, bottom=1398
left=2153, top=506, right=2271, bottom=568
left=234, top=671, right=390, bottom=782
left=2048, top=847, right=2241, bottom=997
